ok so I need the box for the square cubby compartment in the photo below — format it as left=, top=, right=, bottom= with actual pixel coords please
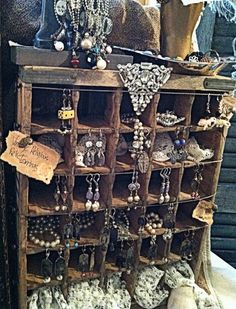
left=67, top=211, right=105, bottom=246
left=156, top=93, right=193, bottom=130
left=175, top=202, right=207, bottom=231
left=32, top=133, right=72, bottom=170
left=68, top=245, right=102, bottom=282
left=28, top=176, right=73, bottom=215
left=27, top=250, right=66, bottom=287
left=75, top=133, right=115, bottom=174
left=73, top=175, right=110, bottom=212
left=170, top=228, right=205, bottom=264
left=112, top=173, right=146, bottom=208
left=186, top=130, right=222, bottom=164
left=180, top=163, right=217, bottom=201
left=139, top=236, right=169, bottom=266
left=191, top=94, right=220, bottom=126
left=27, top=215, right=65, bottom=254
left=77, top=88, right=117, bottom=132
left=148, top=169, right=180, bottom=205
left=111, top=208, right=143, bottom=238
left=31, top=88, right=63, bottom=134
left=105, top=240, right=139, bottom=272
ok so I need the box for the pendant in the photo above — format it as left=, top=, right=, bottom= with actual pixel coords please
left=78, top=252, right=89, bottom=272
left=138, top=151, right=150, bottom=173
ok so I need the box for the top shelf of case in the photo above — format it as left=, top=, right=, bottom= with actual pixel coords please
left=18, top=66, right=235, bottom=92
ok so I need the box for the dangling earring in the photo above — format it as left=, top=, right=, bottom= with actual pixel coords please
left=73, top=214, right=81, bottom=248
left=89, top=246, right=95, bottom=272
left=96, top=130, right=106, bottom=167
left=85, top=174, right=93, bottom=211
left=41, top=249, right=53, bottom=283
left=148, top=235, right=158, bottom=264
left=127, top=169, right=136, bottom=205
left=180, top=230, right=195, bottom=261
left=60, top=176, right=69, bottom=211
left=78, top=246, right=89, bottom=273
left=204, top=93, right=211, bottom=118
left=54, top=176, right=61, bottom=212
left=159, top=169, right=166, bottom=204
left=84, top=130, right=95, bottom=167
left=164, top=168, right=171, bottom=203
left=92, top=173, right=100, bottom=212
left=64, top=217, right=73, bottom=248
left=54, top=248, right=66, bottom=281
left=191, top=164, right=204, bottom=199
left=134, top=171, right=141, bottom=204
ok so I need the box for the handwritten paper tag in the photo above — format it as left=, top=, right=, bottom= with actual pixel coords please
left=192, top=200, right=214, bottom=225
left=1, top=131, right=60, bottom=184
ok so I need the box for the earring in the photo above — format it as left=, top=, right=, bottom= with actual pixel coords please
left=78, top=246, right=89, bottom=273
left=64, top=218, right=73, bottom=248
left=163, top=203, right=176, bottom=228
left=41, top=249, right=53, bottom=283
left=54, top=248, right=66, bottom=281
left=89, top=246, right=95, bottom=271
left=58, top=89, right=74, bottom=134
left=164, top=168, right=171, bottom=203
left=162, top=229, right=173, bottom=262
left=60, top=176, right=69, bottom=212
left=92, top=173, right=100, bottom=212
left=180, top=230, right=195, bottom=261
left=134, top=171, right=141, bottom=204
left=54, top=176, right=61, bottom=212
left=96, top=130, right=106, bottom=167
left=148, top=235, right=158, bottom=264
left=85, top=174, right=93, bottom=211
left=84, top=131, right=95, bottom=167
left=73, top=215, right=81, bottom=248
left=191, top=164, right=204, bottom=199
left=159, top=169, right=166, bottom=204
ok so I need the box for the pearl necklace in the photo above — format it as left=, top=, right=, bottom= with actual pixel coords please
left=28, top=216, right=61, bottom=248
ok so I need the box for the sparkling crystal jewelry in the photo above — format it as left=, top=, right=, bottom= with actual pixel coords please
left=144, top=212, right=163, bottom=235
left=54, top=175, right=61, bottom=211
left=156, top=110, right=185, bottom=127
left=52, top=0, right=67, bottom=48
left=118, top=62, right=172, bottom=116
left=191, top=164, right=204, bottom=199
left=85, top=174, right=93, bottom=211
left=54, top=248, right=66, bottom=281
left=121, top=113, right=136, bottom=124
left=28, top=216, right=61, bottom=248
left=41, top=249, right=53, bottom=283
left=92, top=173, right=100, bottom=211
left=153, top=132, right=174, bottom=162
left=127, top=169, right=141, bottom=205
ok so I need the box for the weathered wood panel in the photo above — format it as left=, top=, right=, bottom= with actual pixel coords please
left=214, top=213, right=236, bottom=225
left=211, top=225, right=236, bottom=237
left=215, top=184, right=236, bottom=213
left=212, top=237, right=236, bottom=250
left=219, top=168, right=236, bottom=183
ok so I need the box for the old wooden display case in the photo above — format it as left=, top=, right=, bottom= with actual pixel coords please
left=15, top=65, right=235, bottom=308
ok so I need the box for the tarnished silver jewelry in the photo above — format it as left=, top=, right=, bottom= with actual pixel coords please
left=118, top=62, right=172, bottom=116
left=92, top=173, right=101, bottom=211
left=156, top=110, right=185, bottom=127
left=95, top=130, right=106, bottom=166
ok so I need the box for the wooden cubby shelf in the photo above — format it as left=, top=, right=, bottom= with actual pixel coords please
left=15, top=65, right=233, bottom=308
